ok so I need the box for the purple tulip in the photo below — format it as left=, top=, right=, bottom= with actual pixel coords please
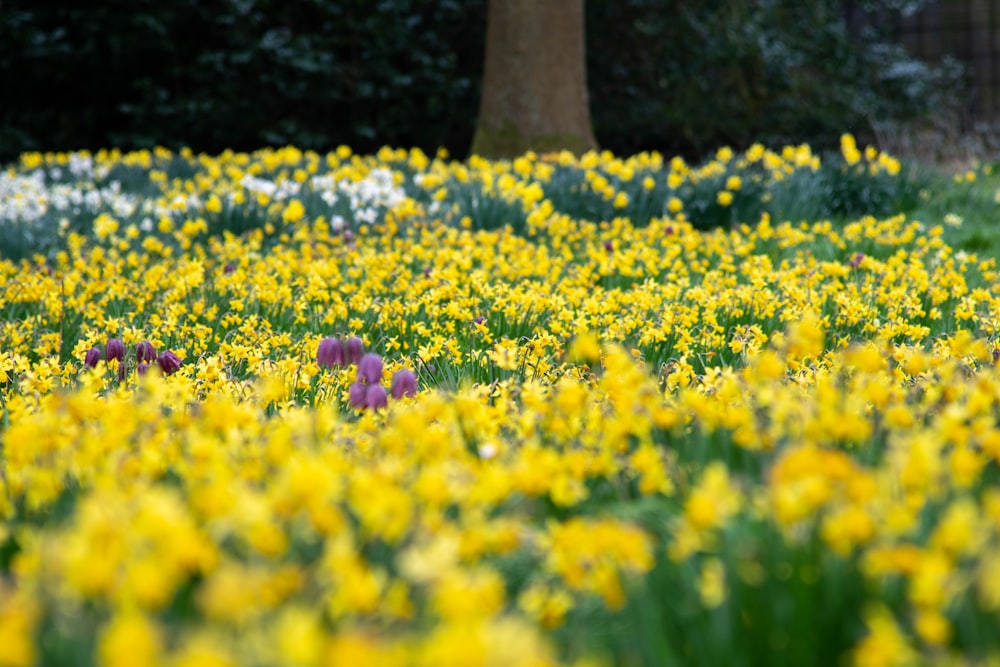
left=365, top=384, right=388, bottom=411
left=849, top=252, right=865, bottom=269
left=156, top=350, right=182, bottom=376
left=317, top=337, right=345, bottom=368
left=136, top=340, right=157, bottom=364
left=84, top=347, right=101, bottom=368
left=390, top=370, right=418, bottom=399
left=345, top=336, right=365, bottom=364
left=357, top=353, right=383, bottom=384
left=105, top=338, right=125, bottom=363
left=348, top=381, right=368, bottom=409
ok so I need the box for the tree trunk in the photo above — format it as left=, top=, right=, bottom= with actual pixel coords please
left=470, top=0, right=597, bottom=158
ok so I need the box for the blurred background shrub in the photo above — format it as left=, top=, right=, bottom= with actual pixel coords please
left=0, top=0, right=967, bottom=163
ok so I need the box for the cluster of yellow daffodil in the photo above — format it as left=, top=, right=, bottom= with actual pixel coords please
left=1, top=141, right=999, bottom=666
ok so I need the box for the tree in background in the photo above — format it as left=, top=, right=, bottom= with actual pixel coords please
left=471, top=0, right=597, bottom=158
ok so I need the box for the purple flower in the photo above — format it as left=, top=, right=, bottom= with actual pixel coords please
left=849, top=252, right=865, bottom=269
left=105, top=338, right=125, bottom=363
left=224, top=263, right=236, bottom=274
left=357, top=353, right=383, bottom=384
left=391, top=370, right=418, bottom=399
left=473, top=316, right=485, bottom=326
left=348, top=381, right=368, bottom=409
left=136, top=340, right=157, bottom=364
left=137, top=362, right=151, bottom=376
left=365, top=384, right=388, bottom=411
left=345, top=336, right=365, bottom=364
left=604, top=240, right=614, bottom=252
left=156, top=350, right=182, bottom=376
left=84, top=347, right=101, bottom=368
left=317, top=337, right=345, bottom=368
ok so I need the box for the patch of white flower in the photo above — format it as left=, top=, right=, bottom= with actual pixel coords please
left=238, top=174, right=301, bottom=202
left=310, top=168, right=407, bottom=230
left=0, top=165, right=137, bottom=226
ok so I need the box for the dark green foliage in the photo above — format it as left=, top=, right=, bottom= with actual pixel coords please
left=0, top=0, right=487, bottom=162
left=768, top=157, right=931, bottom=223
left=0, top=0, right=967, bottom=164
left=586, top=0, right=966, bottom=159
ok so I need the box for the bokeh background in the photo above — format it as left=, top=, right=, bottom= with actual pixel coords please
left=1, top=0, right=998, bottom=163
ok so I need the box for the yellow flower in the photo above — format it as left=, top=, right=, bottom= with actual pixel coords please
left=0, top=592, right=37, bottom=667
left=566, top=332, right=601, bottom=364
left=170, top=634, right=237, bottom=667
left=518, top=584, right=573, bottom=629
left=282, top=198, right=306, bottom=223
left=820, top=504, right=875, bottom=555
left=684, top=462, right=742, bottom=531
left=852, top=605, right=916, bottom=667
left=273, top=607, right=324, bottom=667
left=716, top=190, right=734, bottom=207
left=913, top=608, right=951, bottom=646
left=98, top=612, right=162, bottom=667
left=840, top=133, right=861, bottom=166
left=698, top=557, right=726, bottom=609
left=204, top=194, right=223, bottom=213
left=431, top=568, right=505, bottom=621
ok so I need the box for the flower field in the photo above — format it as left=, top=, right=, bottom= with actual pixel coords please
left=2, top=138, right=1000, bottom=666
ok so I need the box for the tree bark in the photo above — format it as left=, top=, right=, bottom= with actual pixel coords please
left=470, top=0, right=597, bottom=158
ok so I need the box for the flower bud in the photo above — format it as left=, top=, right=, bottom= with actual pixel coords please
left=156, top=350, right=182, bottom=376
left=317, top=337, right=345, bottom=368
left=390, top=370, right=418, bottom=399
left=348, top=381, right=367, bottom=409
left=365, top=384, right=388, bottom=411
left=105, top=338, right=125, bottom=363
left=345, top=336, right=365, bottom=364
left=84, top=347, right=101, bottom=368
left=136, top=340, right=157, bottom=364
left=357, top=353, right=383, bottom=384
